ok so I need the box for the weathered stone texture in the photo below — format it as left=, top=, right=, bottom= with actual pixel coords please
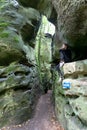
left=54, top=59, right=87, bottom=130
left=63, top=60, right=87, bottom=77
left=0, top=1, right=41, bottom=127
left=52, top=0, right=87, bottom=59
left=0, top=1, right=53, bottom=127
left=18, top=0, right=52, bottom=17
left=0, top=62, right=40, bottom=128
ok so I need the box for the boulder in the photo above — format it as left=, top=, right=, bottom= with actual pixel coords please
left=63, top=60, right=87, bottom=78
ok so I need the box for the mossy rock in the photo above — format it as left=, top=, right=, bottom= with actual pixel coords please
left=0, top=89, right=32, bottom=127
left=0, top=61, right=40, bottom=128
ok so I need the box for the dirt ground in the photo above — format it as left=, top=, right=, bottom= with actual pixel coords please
left=1, top=90, right=64, bottom=130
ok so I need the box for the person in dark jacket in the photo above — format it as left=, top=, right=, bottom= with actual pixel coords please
left=56, top=43, right=72, bottom=82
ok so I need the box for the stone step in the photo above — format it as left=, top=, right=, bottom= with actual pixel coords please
left=63, top=60, right=87, bottom=77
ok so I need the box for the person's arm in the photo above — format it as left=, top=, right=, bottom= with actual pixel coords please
left=59, top=50, right=64, bottom=62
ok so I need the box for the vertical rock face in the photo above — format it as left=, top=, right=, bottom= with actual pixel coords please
left=0, top=0, right=41, bottom=65
left=50, top=1, right=87, bottom=129
left=35, top=16, right=55, bottom=93
left=0, top=0, right=54, bottom=128
left=54, top=60, right=87, bottom=130
left=0, top=62, right=40, bottom=127
left=0, top=0, right=41, bottom=127
left=1, top=0, right=87, bottom=129
left=52, top=0, right=87, bottom=59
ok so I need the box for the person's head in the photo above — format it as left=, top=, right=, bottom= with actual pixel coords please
left=62, top=43, right=68, bottom=49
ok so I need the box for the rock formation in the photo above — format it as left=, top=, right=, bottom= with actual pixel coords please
left=52, top=0, right=87, bottom=60
left=0, top=0, right=87, bottom=129
left=0, top=0, right=53, bottom=127
left=0, top=0, right=41, bottom=127
left=54, top=60, right=87, bottom=130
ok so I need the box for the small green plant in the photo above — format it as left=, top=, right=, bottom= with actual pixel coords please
left=0, top=22, right=8, bottom=27
left=13, top=36, right=19, bottom=43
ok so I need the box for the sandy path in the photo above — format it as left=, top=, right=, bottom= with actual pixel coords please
left=1, top=90, right=64, bottom=130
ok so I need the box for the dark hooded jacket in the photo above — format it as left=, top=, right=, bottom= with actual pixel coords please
left=59, top=48, right=72, bottom=63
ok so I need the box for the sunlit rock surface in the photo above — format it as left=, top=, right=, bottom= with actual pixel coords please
left=63, top=60, right=87, bottom=77
left=35, top=16, right=55, bottom=92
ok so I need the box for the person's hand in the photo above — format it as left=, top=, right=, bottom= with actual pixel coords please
left=60, top=61, right=64, bottom=67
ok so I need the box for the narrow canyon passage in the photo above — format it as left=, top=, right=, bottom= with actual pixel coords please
left=1, top=90, right=64, bottom=130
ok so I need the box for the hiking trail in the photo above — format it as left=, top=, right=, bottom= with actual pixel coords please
left=1, top=90, right=64, bottom=130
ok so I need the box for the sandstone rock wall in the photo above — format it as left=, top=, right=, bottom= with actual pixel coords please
left=18, top=0, right=52, bottom=18
left=0, top=0, right=41, bottom=65
left=0, top=1, right=41, bottom=127
left=54, top=59, right=87, bottom=130
left=35, top=16, right=54, bottom=92
left=0, top=62, right=40, bottom=127
left=0, top=0, right=54, bottom=127
left=52, top=0, right=87, bottom=59
left=1, top=0, right=87, bottom=129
